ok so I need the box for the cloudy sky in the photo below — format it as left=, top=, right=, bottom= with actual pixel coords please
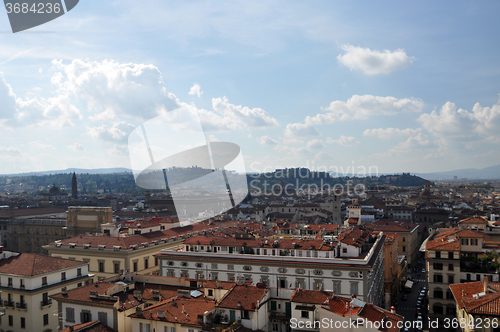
left=0, top=1, right=500, bottom=175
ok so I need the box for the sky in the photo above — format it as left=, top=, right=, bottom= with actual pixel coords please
left=0, top=1, right=500, bottom=176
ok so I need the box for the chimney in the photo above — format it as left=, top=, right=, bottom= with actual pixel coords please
left=484, top=275, right=489, bottom=292
left=390, top=306, right=395, bottom=314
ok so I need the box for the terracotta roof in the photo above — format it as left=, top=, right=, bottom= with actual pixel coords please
left=338, top=227, right=372, bottom=247
left=51, top=282, right=118, bottom=305
left=460, top=216, right=488, bottom=224
left=450, top=280, right=500, bottom=316
left=217, top=285, right=268, bottom=310
left=456, top=229, right=485, bottom=238
left=322, top=296, right=403, bottom=332
left=0, top=253, right=86, bottom=276
left=129, top=296, right=216, bottom=326
left=59, top=320, right=117, bottom=332
left=290, top=289, right=333, bottom=304
left=47, top=220, right=241, bottom=249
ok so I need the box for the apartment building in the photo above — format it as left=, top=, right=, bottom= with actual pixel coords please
left=369, top=220, right=420, bottom=267
left=156, top=226, right=386, bottom=307
left=44, top=231, right=183, bottom=280
left=0, top=249, right=92, bottom=332
left=44, top=221, right=241, bottom=280
left=425, top=227, right=500, bottom=331
left=449, top=277, right=500, bottom=332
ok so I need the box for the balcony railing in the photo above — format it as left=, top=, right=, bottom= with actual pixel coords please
left=16, top=302, right=27, bottom=310
left=20, top=284, right=25, bottom=289
left=4, top=301, right=14, bottom=308
left=40, top=299, right=52, bottom=309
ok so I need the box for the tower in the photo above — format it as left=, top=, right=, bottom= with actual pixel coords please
left=71, top=172, right=77, bottom=200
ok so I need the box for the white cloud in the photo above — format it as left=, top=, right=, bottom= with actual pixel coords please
left=188, top=83, right=203, bottom=98
left=0, top=146, right=22, bottom=155
left=419, top=101, right=500, bottom=146
left=29, top=141, right=55, bottom=150
left=87, top=122, right=136, bottom=143
left=51, top=59, right=180, bottom=122
left=390, top=133, right=430, bottom=153
left=363, top=127, right=421, bottom=139
left=198, top=96, right=278, bottom=131
left=258, top=135, right=279, bottom=145
left=305, top=95, right=424, bottom=125
left=326, top=135, right=359, bottom=146
left=306, top=139, right=325, bottom=150
left=284, top=123, right=319, bottom=138
left=67, top=143, right=86, bottom=152
left=337, top=44, right=414, bottom=75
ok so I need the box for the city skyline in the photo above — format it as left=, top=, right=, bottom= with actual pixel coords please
left=1, top=1, right=500, bottom=175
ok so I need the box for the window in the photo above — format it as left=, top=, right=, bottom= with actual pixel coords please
left=434, top=289, right=443, bottom=298
left=433, top=263, right=443, bottom=270
left=43, top=314, right=49, bottom=325
left=402, top=246, right=406, bottom=252
left=170, top=328, right=176, bottom=332
left=8, top=277, right=12, bottom=286
left=61, top=272, right=66, bottom=281
left=181, top=262, right=188, bottom=267
left=21, top=317, right=25, bottom=328
left=144, top=258, right=149, bottom=269
left=448, top=264, right=454, bottom=271
left=211, top=263, right=218, bottom=269
left=77, top=268, right=82, bottom=277
left=8, top=315, right=13, bottom=326
left=133, top=261, right=138, bottom=272
left=343, top=248, right=347, bottom=253
left=81, top=310, right=92, bottom=323
left=139, top=322, right=143, bottom=332
left=145, top=324, right=151, bottom=332
left=448, top=275, right=454, bottom=284
left=350, top=282, right=358, bottom=295
left=98, top=312, right=108, bottom=326
left=66, top=307, right=75, bottom=322
left=208, top=289, right=213, bottom=296
left=243, top=266, right=252, bottom=271
left=114, top=262, right=120, bottom=274
left=243, top=310, right=250, bottom=319
left=448, top=252, right=454, bottom=259
left=227, top=264, right=234, bottom=270
left=99, top=261, right=105, bottom=273
left=402, top=237, right=406, bottom=242
left=333, top=281, right=341, bottom=294
left=433, top=305, right=443, bottom=315
left=435, top=251, right=441, bottom=258
left=433, top=274, right=443, bottom=283
left=446, top=291, right=454, bottom=299
left=301, top=311, right=310, bottom=318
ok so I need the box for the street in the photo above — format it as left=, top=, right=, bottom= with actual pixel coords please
left=397, top=259, right=427, bottom=331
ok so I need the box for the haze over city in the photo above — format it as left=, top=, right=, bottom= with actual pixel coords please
left=1, top=1, right=500, bottom=175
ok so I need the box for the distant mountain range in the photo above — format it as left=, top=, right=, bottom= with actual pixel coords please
left=2, top=164, right=500, bottom=180
left=416, top=164, right=500, bottom=180
left=0, top=167, right=132, bottom=177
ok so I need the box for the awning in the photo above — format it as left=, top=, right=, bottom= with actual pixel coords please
left=405, top=280, right=414, bottom=288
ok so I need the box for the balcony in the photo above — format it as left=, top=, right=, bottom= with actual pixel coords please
left=40, top=299, right=52, bottom=309
left=4, top=301, right=14, bottom=308
left=16, top=302, right=27, bottom=310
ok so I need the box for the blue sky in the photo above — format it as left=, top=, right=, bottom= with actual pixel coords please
left=0, top=1, right=499, bottom=175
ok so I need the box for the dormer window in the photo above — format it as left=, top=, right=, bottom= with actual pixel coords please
left=98, top=245, right=106, bottom=250
left=83, top=244, right=90, bottom=249
left=69, top=243, right=76, bottom=248
left=113, top=246, right=121, bottom=251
